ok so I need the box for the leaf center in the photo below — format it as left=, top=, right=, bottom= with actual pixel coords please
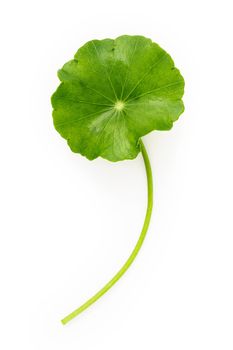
left=114, top=100, right=125, bottom=111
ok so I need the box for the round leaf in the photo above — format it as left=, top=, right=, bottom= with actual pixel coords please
left=51, top=35, right=185, bottom=162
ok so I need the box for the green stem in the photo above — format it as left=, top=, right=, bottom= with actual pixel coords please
left=61, top=139, right=153, bottom=325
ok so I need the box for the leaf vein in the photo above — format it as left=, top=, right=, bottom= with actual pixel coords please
left=124, top=52, right=167, bottom=101
left=91, top=41, right=118, bottom=100
left=127, top=81, right=183, bottom=102
left=55, top=107, right=112, bottom=127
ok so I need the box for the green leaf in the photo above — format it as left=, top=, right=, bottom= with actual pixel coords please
left=51, top=35, right=185, bottom=162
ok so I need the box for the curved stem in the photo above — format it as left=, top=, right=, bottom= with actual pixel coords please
left=61, top=139, right=153, bottom=325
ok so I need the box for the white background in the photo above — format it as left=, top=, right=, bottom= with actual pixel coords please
left=1, top=0, right=233, bottom=349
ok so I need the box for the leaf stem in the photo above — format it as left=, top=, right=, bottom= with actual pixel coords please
left=61, top=139, right=153, bottom=325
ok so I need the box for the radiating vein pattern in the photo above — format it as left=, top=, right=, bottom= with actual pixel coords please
left=52, top=35, right=185, bottom=162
